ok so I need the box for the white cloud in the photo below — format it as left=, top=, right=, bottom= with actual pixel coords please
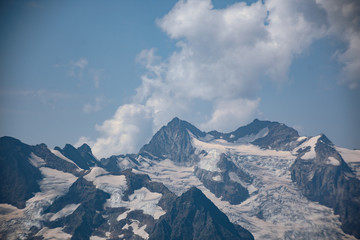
left=87, top=0, right=359, bottom=158
left=315, top=0, right=360, bottom=89
left=91, top=104, right=153, bottom=158
left=201, top=98, right=261, bottom=132
left=74, top=136, right=95, bottom=148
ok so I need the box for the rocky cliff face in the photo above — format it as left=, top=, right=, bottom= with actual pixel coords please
left=54, top=143, right=100, bottom=170
left=291, top=134, right=360, bottom=238
left=149, top=187, right=254, bottom=240
left=139, top=117, right=206, bottom=165
left=0, top=137, right=42, bottom=209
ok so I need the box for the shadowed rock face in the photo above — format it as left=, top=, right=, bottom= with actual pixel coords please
left=291, top=135, right=360, bottom=238
left=210, top=119, right=300, bottom=150
left=149, top=187, right=254, bottom=240
left=139, top=117, right=206, bottom=165
left=54, top=143, right=100, bottom=170
left=0, top=136, right=42, bottom=209
left=195, top=154, right=251, bottom=205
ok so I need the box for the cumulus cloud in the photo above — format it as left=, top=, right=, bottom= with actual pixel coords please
left=201, top=98, right=261, bottom=132
left=91, top=104, right=153, bottom=158
left=85, top=0, right=359, bottom=158
left=315, top=0, right=360, bottom=89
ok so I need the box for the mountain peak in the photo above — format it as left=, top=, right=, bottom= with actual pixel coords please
left=139, top=118, right=204, bottom=164
left=55, top=143, right=99, bottom=170
left=77, top=143, right=93, bottom=154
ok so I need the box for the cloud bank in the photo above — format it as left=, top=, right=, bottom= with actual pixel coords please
left=80, top=0, right=360, bottom=158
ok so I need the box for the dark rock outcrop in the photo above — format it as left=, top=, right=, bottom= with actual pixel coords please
left=100, top=154, right=139, bottom=173
left=0, top=136, right=42, bottom=208
left=291, top=135, right=360, bottom=238
left=45, top=177, right=110, bottom=240
left=194, top=155, right=251, bottom=205
left=210, top=119, right=300, bottom=150
left=149, top=187, right=254, bottom=240
left=54, top=144, right=99, bottom=170
left=32, top=143, right=80, bottom=175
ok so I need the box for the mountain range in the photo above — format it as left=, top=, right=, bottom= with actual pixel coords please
left=0, top=117, right=359, bottom=240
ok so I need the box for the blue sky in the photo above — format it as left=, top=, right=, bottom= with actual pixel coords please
left=1, top=0, right=359, bottom=158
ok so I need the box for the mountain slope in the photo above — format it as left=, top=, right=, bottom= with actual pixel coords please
left=0, top=136, right=42, bottom=209
left=291, top=134, right=360, bottom=238
left=149, top=187, right=254, bottom=240
left=54, top=143, right=99, bottom=170
left=139, top=117, right=206, bottom=165
left=1, top=118, right=359, bottom=240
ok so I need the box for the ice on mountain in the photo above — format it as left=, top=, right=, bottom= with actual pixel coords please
left=49, top=203, right=80, bottom=221
left=50, top=149, right=81, bottom=169
left=198, top=149, right=222, bottom=172
left=84, top=167, right=127, bottom=208
left=117, top=187, right=165, bottom=220
left=35, top=227, right=71, bottom=240
left=29, top=153, right=46, bottom=168
left=292, top=135, right=321, bottom=159
left=123, top=220, right=149, bottom=239
left=235, top=127, right=269, bottom=144
left=336, top=147, right=360, bottom=179
left=90, top=236, right=107, bottom=240
left=212, top=175, right=222, bottom=181
left=327, top=157, right=340, bottom=166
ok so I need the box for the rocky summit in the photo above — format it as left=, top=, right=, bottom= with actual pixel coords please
left=0, top=117, right=359, bottom=240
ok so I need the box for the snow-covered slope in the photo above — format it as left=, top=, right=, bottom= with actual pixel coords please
left=134, top=135, right=357, bottom=240
left=0, top=118, right=359, bottom=240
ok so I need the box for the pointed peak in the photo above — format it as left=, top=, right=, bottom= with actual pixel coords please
left=63, top=143, right=76, bottom=151
left=168, top=117, right=181, bottom=125
left=164, top=117, right=205, bottom=138
left=318, top=133, right=333, bottom=146
left=77, top=143, right=92, bottom=153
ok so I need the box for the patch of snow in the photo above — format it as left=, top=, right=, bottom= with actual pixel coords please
left=118, top=187, right=165, bottom=220
left=117, top=210, right=129, bottom=221
left=84, top=167, right=127, bottom=208
left=90, top=236, right=107, bottom=240
left=134, top=159, right=203, bottom=196
left=123, top=220, right=148, bottom=239
left=292, top=135, right=321, bottom=160
left=229, top=172, right=248, bottom=187
left=29, top=153, right=46, bottom=168
left=49, top=203, right=80, bottom=221
left=35, top=227, right=71, bottom=240
left=24, top=168, right=77, bottom=227
left=235, top=127, right=269, bottom=144
left=337, top=147, right=360, bottom=179
left=327, top=157, right=340, bottom=166
left=193, top=137, right=294, bottom=159
left=337, top=147, right=360, bottom=163
left=0, top=168, right=76, bottom=239
left=117, top=156, right=137, bottom=170
left=212, top=175, right=222, bottom=181
left=84, top=167, right=108, bottom=181
left=297, top=136, right=307, bottom=142
left=198, top=133, right=215, bottom=142
left=198, top=149, right=222, bottom=172
left=230, top=134, right=235, bottom=139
